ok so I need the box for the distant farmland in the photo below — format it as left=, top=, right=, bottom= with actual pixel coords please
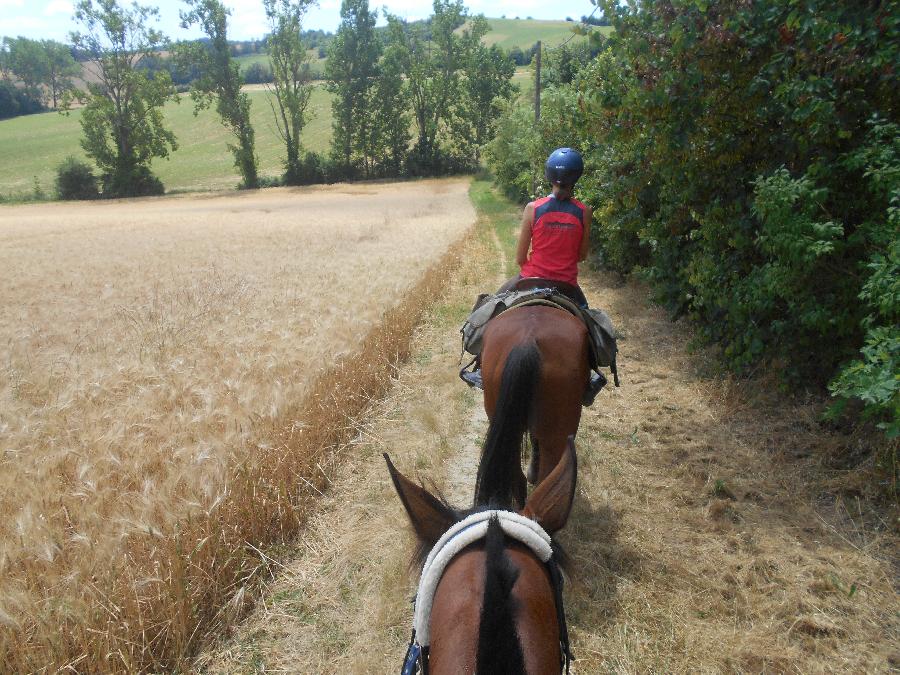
left=0, top=17, right=608, bottom=198
left=478, top=17, right=610, bottom=49
left=0, top=85, right=333, bottom=196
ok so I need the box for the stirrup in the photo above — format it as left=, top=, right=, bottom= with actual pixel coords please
left=459, top=367, right=483, bottom=390
left=582, top=371, right=607, bottom=407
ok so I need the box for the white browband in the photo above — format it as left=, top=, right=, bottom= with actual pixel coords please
left=413, top=510, right=552, bottom=647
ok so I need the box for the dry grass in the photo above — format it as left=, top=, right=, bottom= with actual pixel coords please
left=0, top=179, right=474, bottom=671
left=199, top=180, right=503, bottom=674
left=199, top=180, right=898, bottom=674
left=564, top=271, right=899, bottom=673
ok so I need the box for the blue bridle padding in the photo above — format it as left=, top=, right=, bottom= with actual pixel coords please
left=401, top=639, right=424, bottom=675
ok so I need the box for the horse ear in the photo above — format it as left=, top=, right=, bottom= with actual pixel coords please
left=384, top=453, right=455, bottom=548
left=521, top=437, right=577, bottom=534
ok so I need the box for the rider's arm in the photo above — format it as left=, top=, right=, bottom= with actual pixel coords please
left=515, top=203, right=535, bottom=267
left=578, top=204, right=592, bottom=262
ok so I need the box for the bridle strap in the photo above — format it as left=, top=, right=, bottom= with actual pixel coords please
left=548, top=556, right=574, bottom=673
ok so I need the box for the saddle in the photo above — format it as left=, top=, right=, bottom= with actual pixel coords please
left=460, top=278, right=619, bottom=387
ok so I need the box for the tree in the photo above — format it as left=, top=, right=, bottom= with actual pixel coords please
left=0, top=38, right=11, bottom=82
left=67, top=0, right=177, bottom=197
left=5, top=37, right=48, bottom=103
left=0, top=81, right=46, bottom=119
left=2, top=37, right=78, bottom=108
left=369, top=42, right=410, bottom=176
left=325, top=0, right=381, bottom=177
left=263, top=0, right=315, bottom=185
left=42, top=40, right=80, bottom=108
left=453, top=42, right=515, bottom=163
left=385, top=0, right=488, bottom=171
left=178, top=0, right=258, bottom=188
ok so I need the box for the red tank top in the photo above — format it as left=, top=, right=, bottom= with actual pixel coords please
left=520, top=195, right=585, bottom=285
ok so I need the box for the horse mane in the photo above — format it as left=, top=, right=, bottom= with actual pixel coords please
left=475, top=341, right=542, bottom=508
left=476, top=516, right=527, bottom=674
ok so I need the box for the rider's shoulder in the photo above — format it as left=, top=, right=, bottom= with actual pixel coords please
left=529, top=196, right=552, bottom=209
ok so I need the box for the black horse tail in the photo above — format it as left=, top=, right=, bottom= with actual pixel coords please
left=476, top=516, right=526, bottom=674
left=475, top=341, right=541, bottom=508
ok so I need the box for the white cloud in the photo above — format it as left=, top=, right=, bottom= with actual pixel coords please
left=43, top=0, right=72, bottom=17
left=0, top=0, right=25, bottom=8
left=223, top=0, right=268, bottom=39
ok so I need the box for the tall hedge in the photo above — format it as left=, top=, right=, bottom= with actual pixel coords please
left=487, top=0, right=899, bottom=436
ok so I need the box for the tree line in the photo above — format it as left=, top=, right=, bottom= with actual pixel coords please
left=0, top=37, right=80, bottom=118
left=487, top=0, right=899, bottom=445
left=35, top=0, right=515, bottom=197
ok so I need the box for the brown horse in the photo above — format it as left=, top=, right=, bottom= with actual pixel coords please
left=385, top=439, right=577, bottom=675
left=476, top=303, right=590, bottom=509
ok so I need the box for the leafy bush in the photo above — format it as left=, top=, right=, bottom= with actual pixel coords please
left=55, top=156, right=99, bottom=200
left=829, top=186, right=900, bottom=438
left=282, top=151, right=326, bottom=186
left=255, top=175, right=282, bottom=188
left=0, top=81, right=45, bottom=119
left=101, top=165, right=165, bottom=198
left=242, top=62, right=273, bottom=85
left=489, top=0, right=900, bottom=437
left=484, top=102, right=540, bottom=202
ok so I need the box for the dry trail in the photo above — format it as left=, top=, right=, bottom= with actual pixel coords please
left=201, top=185, right=897, bottom=673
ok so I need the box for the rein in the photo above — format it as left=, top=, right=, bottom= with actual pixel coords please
left=401, top=510, right=573, bottom=674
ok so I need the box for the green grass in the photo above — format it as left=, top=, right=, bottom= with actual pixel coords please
left=480, top=17, right=611, bottom=50
left=0, top=17, right=601, bottom=198
left=469, top=174, right=522, bottom=278
left=234, top=51, right=327, bottom=78
left=0, top=85, right=334, bottom=196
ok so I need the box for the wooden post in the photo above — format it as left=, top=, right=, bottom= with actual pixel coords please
left=533, top=41, right=542, bottom=197
left=534, top=40, right=541, bottom=124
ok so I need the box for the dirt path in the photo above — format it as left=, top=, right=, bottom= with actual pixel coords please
left=444, top=229, right=510, bottom=505
left=200, top=194, right=897, bottom=673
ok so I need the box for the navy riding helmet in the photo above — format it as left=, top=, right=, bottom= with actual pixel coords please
left=544, top=147, right=584, bottom=187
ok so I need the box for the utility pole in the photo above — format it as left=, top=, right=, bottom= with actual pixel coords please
left=534, top=40, right=541, bottom=123
left=532, top=40, right=542, bottom=197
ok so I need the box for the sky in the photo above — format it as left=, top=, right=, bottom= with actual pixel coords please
left=0, top=0, right=600, bottom=43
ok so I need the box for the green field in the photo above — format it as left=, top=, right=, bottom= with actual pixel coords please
left=0, top=17, right=606, bottom=198
left=234, top=50, right=327, bottom=79
left=0, top=85, right=333, bottom=196
left=480, top=17, right=605, bottom=50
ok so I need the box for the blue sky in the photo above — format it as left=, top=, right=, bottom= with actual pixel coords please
left=0, top=0, right=599, bottom=43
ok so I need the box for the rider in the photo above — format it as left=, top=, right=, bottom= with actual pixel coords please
left=462, top=147, right=607, bottom=404
left=502, top=147, right=591, bottom=304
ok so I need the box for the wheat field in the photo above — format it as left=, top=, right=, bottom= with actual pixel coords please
left=0, top=179, right=474, bottom=670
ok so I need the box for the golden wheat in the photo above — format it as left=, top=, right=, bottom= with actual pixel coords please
left=0, top=179, right=474, bottom=671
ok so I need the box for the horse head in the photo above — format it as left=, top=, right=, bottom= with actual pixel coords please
left=385, top=439, right=577, bottom=674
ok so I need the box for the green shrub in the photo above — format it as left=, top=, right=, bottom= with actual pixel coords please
left=494, top=0, right=900, bottom=438
left=484, top=102, right=541, bottom=202
left=55, top=156, right=99, bottom=200
left=0, top=81, right=45, bottom=119
left=242, top=62, right=273, bottom=85
left=101, top=165, right=165, bottom=198
left=829, top=194, right=900, bottom=438
left=255, top=175, right=282, bottom=188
